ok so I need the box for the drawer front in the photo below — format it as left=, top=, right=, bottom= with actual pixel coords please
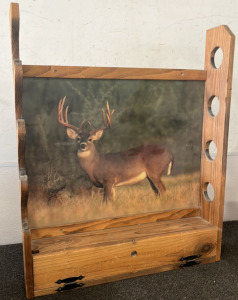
left=33, top=227, right=217, bottom=295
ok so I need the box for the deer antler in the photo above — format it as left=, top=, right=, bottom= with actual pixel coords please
left=58, top=97, right=85, bottom=133
left=90, top=101, right=114, bottom=135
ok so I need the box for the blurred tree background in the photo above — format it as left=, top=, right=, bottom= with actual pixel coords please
left=23, top=78, right=204, bottom=198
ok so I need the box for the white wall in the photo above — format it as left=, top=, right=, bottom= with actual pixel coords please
left=0, top=0, right=238, bottom=245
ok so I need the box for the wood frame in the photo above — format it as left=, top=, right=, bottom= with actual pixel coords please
left=10, top=3, right=235, bottom=298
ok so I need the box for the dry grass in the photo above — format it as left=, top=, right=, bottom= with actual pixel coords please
left=28, top=172, right=200, bottom=228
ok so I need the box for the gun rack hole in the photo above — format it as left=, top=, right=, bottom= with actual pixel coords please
left=205, top=140, right=217, bottom=161
left=203, top=182, right=215, bottom=202
left=131, top=251, right=137, bottom=257
left=208, top=96, right=220, bottom=117
left=211, top=47, right=223, bottom=69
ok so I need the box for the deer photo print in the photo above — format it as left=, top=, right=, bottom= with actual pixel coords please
left=23, top=78, right=204, bottom=228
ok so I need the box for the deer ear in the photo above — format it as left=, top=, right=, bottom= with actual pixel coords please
left=66, top=128, right=78, bottom=139
left=92, top=130, right=103, bottom=141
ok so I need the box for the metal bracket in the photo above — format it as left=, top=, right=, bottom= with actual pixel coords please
left=56, top=282, right=85, bottom=292
left=179, top=254, right=201, bottom=268
left=56, top=275, right=85, bottom=284
left=179, top=254, right=201, bottom=261
left=179, top=260, right=201, bottom=268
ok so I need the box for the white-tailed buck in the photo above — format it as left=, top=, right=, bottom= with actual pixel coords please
left=58, top=97, right=173, bottom=202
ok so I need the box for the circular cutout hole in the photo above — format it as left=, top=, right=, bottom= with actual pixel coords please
left=131, top=251, right=137, bottom=257
left=203, top=182, right=215, bottom=202
left=205, top=140, right=217, bottom=161
left=211, top=47, right=223, bottom=69
left=208, top=96, right=220, bottom=117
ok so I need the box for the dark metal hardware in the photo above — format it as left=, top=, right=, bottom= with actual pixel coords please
left=56, top=282, right=85, bottom=292
left=179, top=253, right=201, bottom=268
left=56, top=275, right=85, bottom=284
left=179, top=254, right=201, bottom=261
left=179, top=260, right=201, bottom=268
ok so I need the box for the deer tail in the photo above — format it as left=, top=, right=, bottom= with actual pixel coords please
left=167, top=156, right=173, bottom=176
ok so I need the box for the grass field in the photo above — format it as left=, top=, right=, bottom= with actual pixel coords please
left=28, top=172, right=200, bottom=228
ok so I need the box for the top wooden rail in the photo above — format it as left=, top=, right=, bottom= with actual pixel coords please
left=22, top=65, right=207, bottom=80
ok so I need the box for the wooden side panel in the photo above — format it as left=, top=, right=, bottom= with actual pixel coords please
left=17, top=120, right=28, bottom=222
left=9, top=2, right=19, bottom=61
left=10, top=3, right=34, bottom=298
left=10, top=3, right=23, bottom=119
left=22, top=230, right=34, bottom=299
left=13, top=60, right=23, bottom=119
left=22, top=65, right=207, bottom=80
left=32, top=218, right=217, bottom=294
left=201, top=26, right=235, bottom=260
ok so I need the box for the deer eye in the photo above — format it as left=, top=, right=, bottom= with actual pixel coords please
left=77, top=137, right=81, bottom=142
left=88, top=138, right=93, bottom=142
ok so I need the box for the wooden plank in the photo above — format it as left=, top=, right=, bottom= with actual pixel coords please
left=9, top=3, right=19, bottom=61
left=17, top=119, right=26, bottom=170
left=32, top=217, right=217, bottom=291
left=20, top=173, right=28, bottom=227
left=32, top=216, right=210, bottom=254
left=10, top=4, right=23, bottom=120
left=200, top=26, right=235, bottom=261
left=22, top=230, right=34, bottom=299
left=22, top=65, right=207, bottom=80
left=10, top=4, right=33, bottom=299
left=13, top=60, right=23, bottom=119
left=31, top=207, right=199, bottom=240
left=17, top=120, right=29, bottom=223
left=34, top=256, right=216, bottom=297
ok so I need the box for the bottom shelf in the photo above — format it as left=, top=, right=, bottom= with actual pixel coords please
left=31, top=217, right=217, bottom=297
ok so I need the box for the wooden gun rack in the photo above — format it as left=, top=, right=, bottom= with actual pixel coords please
left=10, top=3, right=235, bottom=298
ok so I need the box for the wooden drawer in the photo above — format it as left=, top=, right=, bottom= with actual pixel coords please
left=32, top=217, right=217, bottom=296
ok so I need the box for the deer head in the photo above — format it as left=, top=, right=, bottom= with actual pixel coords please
left=58, top=97, right=114, bottom=153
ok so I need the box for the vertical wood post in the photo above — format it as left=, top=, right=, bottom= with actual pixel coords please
left=201, top=26, right=235, bottom=260
left=10, top=3, right=34, bottom=298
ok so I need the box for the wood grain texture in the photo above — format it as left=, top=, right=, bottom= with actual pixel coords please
left=9, top=3, right=19, bottom=61
left=31, top=207, right=199, bottom=240
left=32, top=217, right=217, bottom=292
left=13, top=60, right=23, bottom=119
left=34, top=256, right=217, bottom=297
left=22, top=230, right=34, bottom=299
left=17, top=120, right=29, bottom=224
left=17, top=119, right=26, bottom=171
left=200, top=25, right=235, bottom=260
left=10, top=3, right=23, bottom=119
left=20, top=173, right=28, bottom=225
left=22, top=65, right=207, bottom=80
left=10, top=4, right=33, bottom=298
left=32, top=216, right=214, bottom=255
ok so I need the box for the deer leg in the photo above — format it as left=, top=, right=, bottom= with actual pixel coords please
left=147, top=176, right=159, bottom=195
left=147, top=175, right=166, bottom=196
left=157, top=180, right=166, bottom=195
left=103, top=180, right=115, bottom=203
